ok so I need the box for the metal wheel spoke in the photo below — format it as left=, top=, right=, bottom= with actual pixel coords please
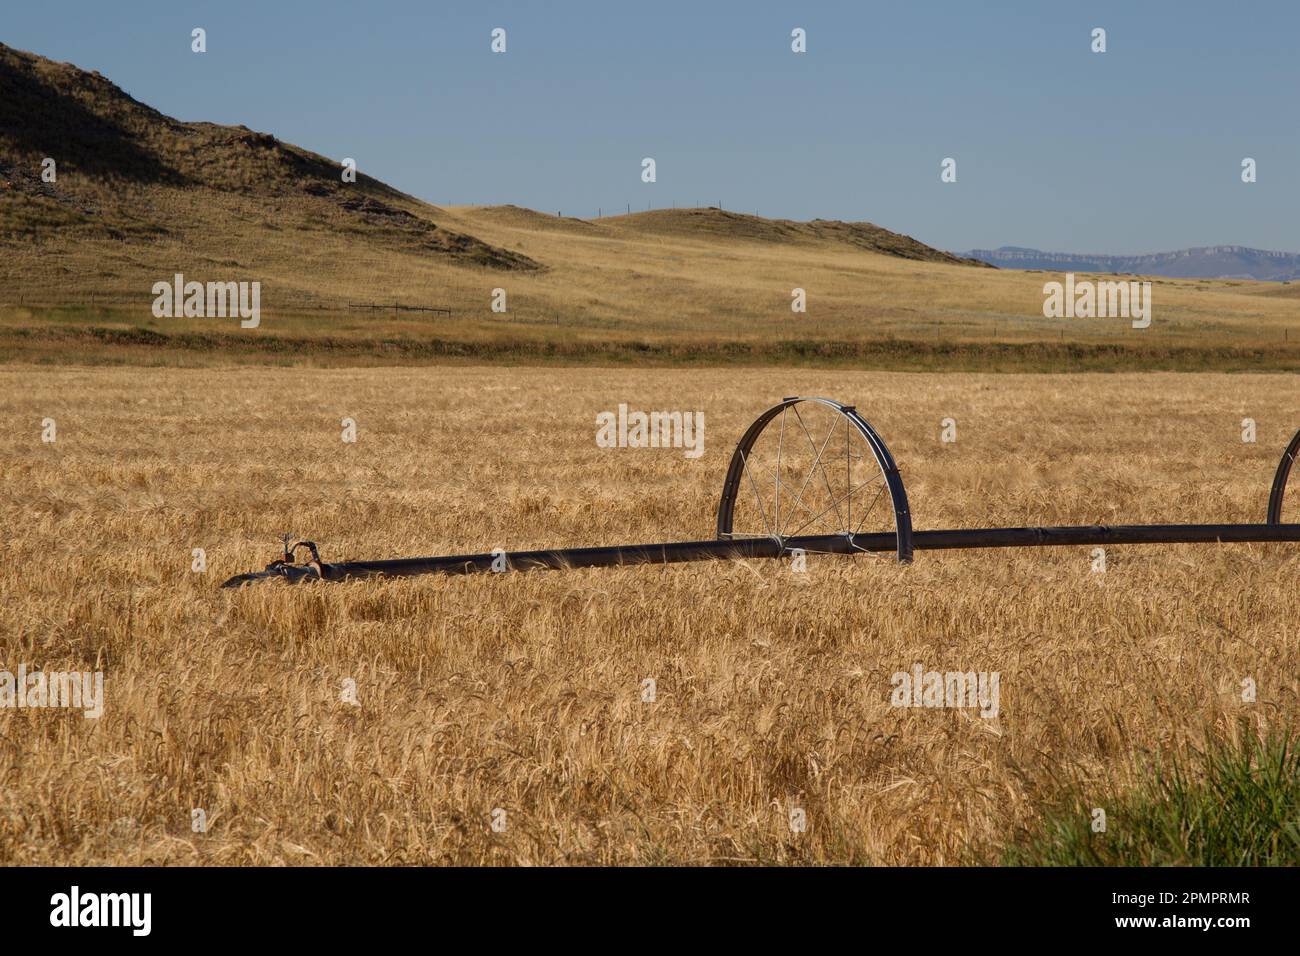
left=810, top=415, right=848, bottom=532
left=775, top=408, right=786, bottom=534
left=754, top=457, right=822, bottom=526
left=846, top=417, right=851, bottom=533
left=785, top=473, right=883, bottom=538
left=854, top=482, right=888, bottom=534
left=784, top=407, right=843, bottom=535
left=733, top=449, right=821, bottom=537
left=739, top=448, right=775, bottom=538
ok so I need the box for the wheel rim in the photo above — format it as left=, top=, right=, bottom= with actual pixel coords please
left=716, top=397, right=913, bottom=562
left=1267, top=428, right=1300, bottom=524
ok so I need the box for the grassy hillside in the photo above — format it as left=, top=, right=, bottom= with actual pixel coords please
left=2, top=41, right=1298, bottom=371
left=0, top=42, right=537, bottom=269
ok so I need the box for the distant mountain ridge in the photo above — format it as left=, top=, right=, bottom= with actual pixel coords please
left=961, top=245, right=1300, bottom=281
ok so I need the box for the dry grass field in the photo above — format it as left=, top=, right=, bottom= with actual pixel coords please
left=2, top=364, right=1297, bottom=865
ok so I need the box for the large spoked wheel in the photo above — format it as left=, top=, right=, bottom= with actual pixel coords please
left=1267, top=428, right=1300, bottom=524
left=716, top=397, right=913, bottom=562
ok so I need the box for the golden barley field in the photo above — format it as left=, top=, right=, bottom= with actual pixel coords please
left=2, top=364, right=1298, bottom=865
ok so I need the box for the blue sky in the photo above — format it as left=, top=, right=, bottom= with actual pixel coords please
left=6, top=0, right=1297, bottom=254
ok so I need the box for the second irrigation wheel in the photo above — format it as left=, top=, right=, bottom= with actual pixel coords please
left=715, top=396, right=914, bottom=563
left=1267, top=427, right=1300, bottom=525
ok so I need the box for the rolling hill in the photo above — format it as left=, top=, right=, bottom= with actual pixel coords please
left=597, top=206, right=989, bottom=267
left=1, top=41, right=977, bottom=309
left=0, top=41, right=537, bottom=269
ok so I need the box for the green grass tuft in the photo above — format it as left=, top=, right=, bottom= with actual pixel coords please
left=1002, top=729, right=1300, bottom=866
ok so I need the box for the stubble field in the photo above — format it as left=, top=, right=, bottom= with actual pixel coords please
left=2, top=364, right=1297, bottom=864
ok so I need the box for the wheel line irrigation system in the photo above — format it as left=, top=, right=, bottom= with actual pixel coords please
left=222, top=396, right=1300, bottom=588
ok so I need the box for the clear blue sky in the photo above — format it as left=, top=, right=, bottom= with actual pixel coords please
left=7, top=0, right=1297, bottom=254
